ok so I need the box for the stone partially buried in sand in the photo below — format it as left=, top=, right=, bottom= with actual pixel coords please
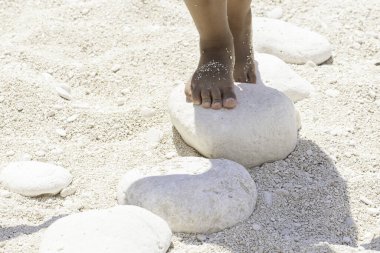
left=169, top=83, right=298, bottom=168
left=256, top=53, right=314, bottom=102
left=0, top=161, right=72, bottom=197
left=253, top=17, right=332, bottom=64
left=39, top=206, right=172, bottom=253
left=118, top=157, right=257, bottom=233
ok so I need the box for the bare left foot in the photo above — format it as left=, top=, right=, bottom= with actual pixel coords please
left=228, top=5, right=256, bottom=83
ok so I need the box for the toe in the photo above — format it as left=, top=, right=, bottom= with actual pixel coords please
left=201, top=89, right=211, bottom=108
left=211, top=87, right=222, bottom=110
left=191, top=86, right=202, bottom=105
left=185, top=80, right=193, bottom=102
left=222, top=87, right=237, bottom=109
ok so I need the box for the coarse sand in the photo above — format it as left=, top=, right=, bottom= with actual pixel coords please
left=0, top=0, right=379, bottom=252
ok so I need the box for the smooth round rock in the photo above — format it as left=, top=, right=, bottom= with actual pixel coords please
left=169, top=83, right=298, bottom=167
left=39, top=205, right=172, bottom=253
left=253, top=17, right=332, bottom=64
left=0, top=161, right=72, bottom=197
left=118, top=157, right=257, bottom=233
left=256, top=53, right=314, bottom=102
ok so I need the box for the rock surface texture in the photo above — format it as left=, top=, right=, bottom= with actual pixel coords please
left=255, top=53, right=314, bottom=102
left=253, top=17, right=332, bottom=64
left=39, top=205, right=172, bottom=253
left=169, top=83, right=298, bottom=167
left=0, top=161, right=72, bottom=197
left=118, top=157, right=257, bottom=233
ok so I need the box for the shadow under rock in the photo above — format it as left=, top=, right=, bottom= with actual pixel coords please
left=0, top=215, right=66, bottom=242
left=171, top=138, right=358, bottom=253
left=172, top=126, right=201, bottom=157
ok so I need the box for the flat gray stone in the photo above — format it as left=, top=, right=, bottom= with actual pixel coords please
left=253, top=17, right=332, bottom=64
left=0, top=161, right=72, bottom=197
left=39, top=206, right=172, bottom=253
left=118, top=157, right=257, bottom=233
left=169, top=82, right=298, bottom=167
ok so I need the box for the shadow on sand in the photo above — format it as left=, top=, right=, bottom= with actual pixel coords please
left=0, top=215, right=66, bottom=242
left=172, top=132, right=358, bottom=252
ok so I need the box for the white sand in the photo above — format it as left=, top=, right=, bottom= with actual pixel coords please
left=0, top=0, right=379, bottom=252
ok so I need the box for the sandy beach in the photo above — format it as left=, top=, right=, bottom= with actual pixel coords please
left=0, top=0, right=379, bottom=252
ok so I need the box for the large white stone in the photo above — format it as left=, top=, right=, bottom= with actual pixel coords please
left=255, top=53, right=314, bottom=102
left=0, top=161, right=72, bottom=197
left=118, top=157, right=257, bottom=233
left=39, top=205, right=172, bottom=253
left=169, top=83, right=298, bottom=168
left=253, top=17, right=332, bottom=64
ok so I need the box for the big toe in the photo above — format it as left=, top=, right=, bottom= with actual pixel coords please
left=222, top=87, right=237, bottom=109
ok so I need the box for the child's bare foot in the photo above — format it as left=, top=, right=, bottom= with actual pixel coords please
left=185, top=42, right=236, bottom=109
left=228, top=1, right=256, bottom=84
left=233, top=30, right=256, bottom=84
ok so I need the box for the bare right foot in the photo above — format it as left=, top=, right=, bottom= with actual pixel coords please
left=185, top=40, right=237, bottom=109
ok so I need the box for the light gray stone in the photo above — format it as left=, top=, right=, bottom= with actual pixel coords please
left=39, top=206, right=172, bottom=253
left=168, top=83, right=298, bottom=167
left=118, top=157, right=257, bottom=233
left=255, top=53, right=314, bottom=102
left=0, top=161, right=72, bottom=197
left=253, top=17, right=332, bottom=64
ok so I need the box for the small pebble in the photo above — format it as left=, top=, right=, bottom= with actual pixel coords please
left=66, top=114, right=79, bottom=123
left=58, top=83, right=71, bottom=94
left=56, top=87, right=72, bottom=100
left=0, top=96, right=4, bottom=102
left=360, top=196, right=375, bottom=206
left=275, top=189, right=290, bottom=196
left=164, top=151, right=177, bottom=159
left=120, top=88, right=130, bottom=95
left=325, top=89, right=340, bottom=97
left=51, top=147, right=64, bottom=155
left=16, top=103, right=24, bottom=112
left=252, top=223, right=262, bottom=231
left=116, top=98, right=125, bottom=106
left=263, top=191, right=273, bottom=207
left=60, top=186, right=77, bottom=198
left=0, top=190, right=11, bottom=198
left=345, top=217, right=355, bottom=227
left=196, top=234, right=207, bottom=242
left=81, top=8, right=90, bottom=15
left=266, top=7, right=283, bottom=19
left=343, top=236, right=351, bottom=243
left=6, top=150, right=15, bottom=157
left=367, top=208, right=380, bottom=215
left=56, top=128, right=67, bottom=137
left=46, top=111, right=55, bottom=118
left=141, top=107, right=155, bottom=117
left=112, top=64, right=121, bottom=73
left=306, top=60, right=317, bottom=68
left=306, top=149, right=313, bottom=156
left=35, top=150, right=46, bottom=157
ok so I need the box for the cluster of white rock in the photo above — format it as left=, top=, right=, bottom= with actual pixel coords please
left=0, top=17, right=332, bottom=253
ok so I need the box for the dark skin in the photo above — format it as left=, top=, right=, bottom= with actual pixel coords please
left=184, top=0, right=256, bottom=110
